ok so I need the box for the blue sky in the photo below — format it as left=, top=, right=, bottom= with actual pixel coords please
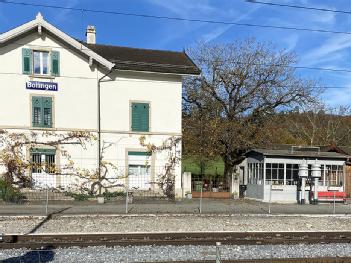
left=0, top=0, right=350, bottom=107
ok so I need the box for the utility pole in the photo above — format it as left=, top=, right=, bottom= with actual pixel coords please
left=97, top=68, right=114, bottom=195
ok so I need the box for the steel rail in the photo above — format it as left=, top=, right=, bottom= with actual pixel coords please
left=1, top=231, right=351, bottom=249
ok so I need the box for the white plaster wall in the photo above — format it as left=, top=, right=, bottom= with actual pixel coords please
left=0, top=33, right=98, bottom=129
left=246, top=184, right=264, bottom=200
left=263, top=185, right=297, bottom=203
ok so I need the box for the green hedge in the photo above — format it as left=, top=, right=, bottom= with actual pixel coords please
left=182, top=157, right=225, bottom=176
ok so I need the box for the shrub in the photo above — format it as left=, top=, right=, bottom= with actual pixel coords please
left=103, top=191, right=126, bottom=200
left=0, top=179, right=24, bottom=203
left=64, top=192, right=91, bottom=201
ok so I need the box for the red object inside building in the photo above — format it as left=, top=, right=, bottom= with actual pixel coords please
left=311, top=191, right=346, bottom=201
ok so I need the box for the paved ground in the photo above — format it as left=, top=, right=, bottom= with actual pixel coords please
left=0, top=198, right=350, bottom=215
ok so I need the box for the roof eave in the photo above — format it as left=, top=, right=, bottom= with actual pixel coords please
left=113, top=67, right=200, bottom=76
left=0, top=13, right=115, bottom=70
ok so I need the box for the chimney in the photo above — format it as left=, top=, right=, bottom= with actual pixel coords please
left=86, top=25, right=96, bottom=44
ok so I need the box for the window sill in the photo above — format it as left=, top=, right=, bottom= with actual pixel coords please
left=30, top=74, right=55, bottom=80
left=30, top=126, right=55, bottom=131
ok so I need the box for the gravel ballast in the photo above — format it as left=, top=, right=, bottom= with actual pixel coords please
left=2, top=214, right=351, bottom=234
left=0, top=216, right=45, bottom=234
left=1, top=244, right=351, bottom=262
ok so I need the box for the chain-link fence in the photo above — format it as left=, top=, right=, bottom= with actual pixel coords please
left=1, top=168, right=351, bottom=215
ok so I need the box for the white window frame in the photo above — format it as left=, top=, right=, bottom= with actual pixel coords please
left=33, top=50, right=51, bottom=76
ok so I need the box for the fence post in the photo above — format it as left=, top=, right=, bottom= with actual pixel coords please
left=199, top=184, right=203, bottom=214
left=216, top=242, right=221, bottom=263
left=333, top=191, right=336, bottom=214
left=268, top=181, right=272, bottom=214
left=45, top=186, right=49, bottom=215
left=125, top=187, right=128, bottom=214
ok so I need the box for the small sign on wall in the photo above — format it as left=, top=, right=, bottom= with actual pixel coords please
left=26, top=81, right=58, bottom=91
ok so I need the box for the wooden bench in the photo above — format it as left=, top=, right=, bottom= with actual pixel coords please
left=310, top=191, right=346, bottom=202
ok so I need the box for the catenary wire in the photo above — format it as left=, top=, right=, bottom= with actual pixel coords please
left=1, top=0, right=351, bottom=36
left=0, top=2, right=349, bottom=89
left=5, top=41, right=351, bottom=75
left=246, top=0, right=351, bottom=15
left=1, top=3, right=351, bottom=75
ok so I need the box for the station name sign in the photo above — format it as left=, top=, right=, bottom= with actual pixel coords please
left=26, top=81, right=58, bottom=91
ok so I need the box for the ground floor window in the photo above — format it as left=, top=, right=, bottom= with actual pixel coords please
left=286, top=164, right=299, bottom=185
left=127, top=151, right=152, bottom=190
left=248, top=163, right=263, bottom=185
left=322, top=165, right=344, bottom=187
left=262, top=162, right=344, bottom=187
left=30, top=148, right=56, bottom=174
left=266, top=163, right=284, bottom=185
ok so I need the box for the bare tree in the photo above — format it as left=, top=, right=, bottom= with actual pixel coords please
left=286, top=105, right=351, bottom=146
left=183, top=39, right=317, bottom=178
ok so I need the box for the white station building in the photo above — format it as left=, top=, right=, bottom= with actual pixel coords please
left=0, top=13, right=199, bottom=197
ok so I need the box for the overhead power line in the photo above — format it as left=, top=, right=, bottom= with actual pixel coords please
left=246, top=0, right=351, bottom=15
left=6, top=40, right=351, bottom=74
left=7, top=39, right=351, bottom=74
left=2, top=0, right=351, bottom=36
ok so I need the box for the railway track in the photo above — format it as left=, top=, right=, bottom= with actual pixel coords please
left=1, top=231, right=351, bottom=249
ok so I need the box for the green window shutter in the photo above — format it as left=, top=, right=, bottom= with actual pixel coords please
left=32, top=97, right=53, bottom=128
left=30, top=148, right=56, bottom=154
left=32, top=96, right=42, bottom=127
left=51, top=51, right=60, bottom=76
left=128, top=151, right=151, bottom=156
left=22, top=48, right=32, bottom=75
left=131, top=103, right=149, bottom=132
left=42, top=97, right=53, bottom=128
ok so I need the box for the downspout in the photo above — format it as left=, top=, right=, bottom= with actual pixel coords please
left=97, top=66, right=115, bottom=195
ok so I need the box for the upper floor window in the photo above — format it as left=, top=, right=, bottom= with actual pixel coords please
left=131, top=102, right=150, bottom=132
left=34, top=51, right=50, bottom=75
left=22, top=48, right=60, bottom=77
left=32, top=96, right=53, bottom=128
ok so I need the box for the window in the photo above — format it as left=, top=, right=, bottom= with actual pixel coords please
left=22, top=48, right=60, bottom=76
left=248, top=163, right=263, bottom=185
left=32, top=96, right=53, bottom=128
left=266, top=163, right=284, bottom=185
left=31, top=148, right=56, bottom=174
left=128, top=151, right=152, bottom=189
left=131, top=102, right=150, bottom=132
left=33, top=51, right=49, bottom=75
left=286, top=164, right=299, bottom=185
left=325, top=165, right=343, bottom=187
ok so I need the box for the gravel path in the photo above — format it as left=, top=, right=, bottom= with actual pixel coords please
left=2, top=214, right=351, bottom=234
left=1, top=244, right=351, bottom=262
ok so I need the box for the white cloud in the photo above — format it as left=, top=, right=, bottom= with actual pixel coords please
left=51, top=0, right=79, bottom=24
left=147, top=0, right=216, bottom=17
left=301, top=35, right=351, bottom=66
left=282, top=34, right=299, bottom=52
left=323, top=86, right=351, bottom=107
left=200, top=4, right=260, bottom=43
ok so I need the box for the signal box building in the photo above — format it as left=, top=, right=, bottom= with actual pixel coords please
left=242, top=145, right=349, bottom=203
